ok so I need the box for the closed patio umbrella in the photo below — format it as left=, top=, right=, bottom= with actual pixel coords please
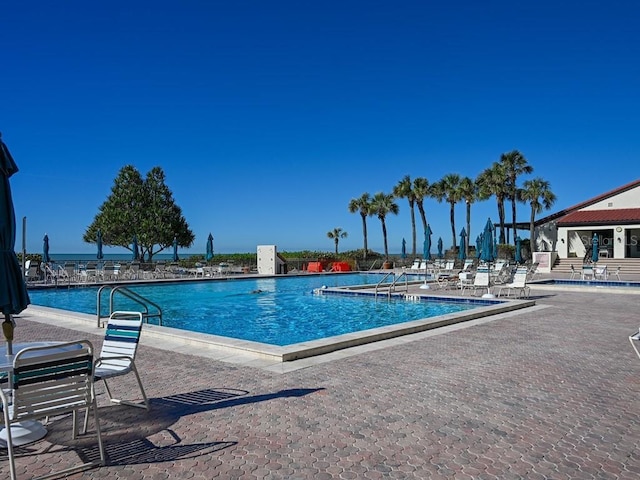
left=401, top=238, right=406, bottom=260
left=458, top=228, right=467, bottom=260
left=132, top=234, right=139, bottom=260
left=592, top=233, right=599, bottom=263
left=476, top=235, right=482, bottom=258
left=172, top=236, right=179, bottom=262
left=96, top=229, right=104, bottom=260
left=206, top=233, right=214, bottom=262
left=479, top=218, right=495, bottom=263
left=0, top=133, right=30, bottom=355
left=42, top=234, right=50, bottom=264
left=515, top=236, right=522, bottom=264
left=423, top=225, right=432, bottom=260
left=437, top=237, right=443, bottom=259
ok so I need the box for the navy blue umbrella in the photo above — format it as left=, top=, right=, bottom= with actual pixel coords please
left=172, top=236, right=179, bottom=262
left=515, top=236, right=522, bottom=264
left=0, top=133, right=30, bottom=355
left=479, top=218, right=495, bottom=263
left=401, top=238, right=407, bottom=259
left=131, top=235, right=139, bottom=260
left=458, top=228, right=467, bottom=260
left=423, top=225, right=432, bottom=260
left=206, top=233, right=214, bottom=262
left=437, top=237, right=443, bottom=259
left=96, top=229, right=104, bottom=260
left=42, top=234, right=50, bottom=264
left=592, top=233, right=599, bottom=263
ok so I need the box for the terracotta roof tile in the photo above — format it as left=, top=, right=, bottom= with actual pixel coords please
left=557, top=208, right=640, bottom=226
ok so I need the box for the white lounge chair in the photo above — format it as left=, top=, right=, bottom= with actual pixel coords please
left=497, top=267, right=530, bottom=298
left=460, top=265, right=490, bottom=296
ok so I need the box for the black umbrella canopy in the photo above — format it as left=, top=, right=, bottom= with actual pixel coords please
left=0, top=133, right=30, bottom=354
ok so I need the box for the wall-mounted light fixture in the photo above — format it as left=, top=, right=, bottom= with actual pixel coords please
left=561, top=238, right=565, bottom=243
left=618, top=237, right=622, bottom=243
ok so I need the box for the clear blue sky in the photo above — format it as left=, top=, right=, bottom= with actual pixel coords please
left=3, top=1, right=639, bottom=256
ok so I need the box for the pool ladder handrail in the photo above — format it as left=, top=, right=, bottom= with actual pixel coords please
left=374, top=271, right=410, bottom=299
left=96, top=285, right=163, bottom=328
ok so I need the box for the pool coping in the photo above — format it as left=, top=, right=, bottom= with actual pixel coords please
left=24, top=291, right=535, bottom=363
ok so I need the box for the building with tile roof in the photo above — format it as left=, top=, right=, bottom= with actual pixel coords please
left=534, top=179, right=640, bottom=261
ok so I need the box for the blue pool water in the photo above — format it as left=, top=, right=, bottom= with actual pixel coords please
left=29, top=273, right=486, bottom=346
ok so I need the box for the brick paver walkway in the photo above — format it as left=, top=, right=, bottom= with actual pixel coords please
left=2, top=287, right=639, bottom=479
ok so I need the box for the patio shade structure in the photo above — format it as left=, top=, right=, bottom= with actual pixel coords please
left=476, top=235, right=482, bottom=258
left=437, top=237, right=443, bottom=259
left=42, top=233, right=50, bottom=264
left=0, top=133, right=30, bottom=355
left=172, top=236, right=179, bottom=262
left=515, top=236, right=522, bottom=264
left=458, top=228, right=467, bottom=260
left=592, top=233, right=599, bottom=263
left=96, top=229, right=104, bottom=260
left=479, top=218, right=496, bottom=263
left=206, top=233, right=214, bottom=262
left=401, top=238, right=406, bottom=260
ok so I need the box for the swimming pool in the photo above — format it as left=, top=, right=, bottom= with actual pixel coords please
left=28, top=273, right=489, bottom=346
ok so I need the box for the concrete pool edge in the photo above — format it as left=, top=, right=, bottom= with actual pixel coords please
left=22, top=298, right=535, bottom=363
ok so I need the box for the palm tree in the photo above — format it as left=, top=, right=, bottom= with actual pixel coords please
left=369, top=192, right=399, bottom=261
left=393, top=175, right=417, bottom=256
left=327, top=228, right=348, bottom=255
left=501, top=150, right=533, bottom=244
left=520, top=178, right=557, bottom=253
left=458, top=176, right=477, bottom=257
left=431, top=174, right=462, bottom=250
left=413, top=177, right=430, bottom=235
left=476, top=162, right=509, bottom=243
left=348, top=193, right=372, bottom=260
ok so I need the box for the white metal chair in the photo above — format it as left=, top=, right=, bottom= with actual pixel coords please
left=0, top=340, right=106, bottom=480
left=613, top=266, right=622, bottom=281
left=497, top=267, right=531, bottom=298
left=92, top=311, right=149, bottom=410
left=569, top=264, right=579, bottom=280
left=460, top=265, right=490, bottom=296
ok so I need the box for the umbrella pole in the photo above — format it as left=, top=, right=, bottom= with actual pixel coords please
left=2, top=313, right=14, bottom=355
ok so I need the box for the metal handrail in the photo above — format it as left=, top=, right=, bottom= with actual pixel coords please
left=96, top=285, right=163, bottom=327
left=374, top=271, right=395, bottom=299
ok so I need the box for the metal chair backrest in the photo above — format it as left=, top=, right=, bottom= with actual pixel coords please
left=1, top=340, right=105, bottom=479
left=99, top=311, right=143, bottom=374
left=11, top=340, right=94, bottom=420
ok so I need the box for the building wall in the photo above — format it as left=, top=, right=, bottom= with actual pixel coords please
left=582, top=185, right=640, bottom=210
left=535, top=184, right=640, bottom=260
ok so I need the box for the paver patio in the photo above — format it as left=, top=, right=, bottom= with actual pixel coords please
left=1, top=285, right=639, bottom=479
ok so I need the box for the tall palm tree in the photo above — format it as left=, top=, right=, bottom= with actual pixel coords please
left=369, top=192, right=399, bottom=261
left=458, top=176, right=477, bottom=257
left=501, top=150, right=533, bottom=244
left=327, top=227, right=348, bottom=255
left=431, top=174, right=462, bottom=250
left=348, top=193, right=372, bottom=260
left=477, top=162, right=509, bottom=243
left=393, top=175, right=417, bottom=256
left=413, top=177, right=430, bottom=235
left=520, top=178, right=557, bottom=253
